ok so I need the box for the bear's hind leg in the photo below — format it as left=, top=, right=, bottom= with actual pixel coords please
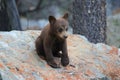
left=35, top=37, right=46, bottom=59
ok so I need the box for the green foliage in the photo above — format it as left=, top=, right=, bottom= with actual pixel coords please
left=119, top=45, right=120, bottom=48
left=113, top=19, right=120, bottom=26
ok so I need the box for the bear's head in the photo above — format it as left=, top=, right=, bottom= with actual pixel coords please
left=49, top=13, right=69, bottom=40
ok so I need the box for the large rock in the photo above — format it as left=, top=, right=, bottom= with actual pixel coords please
left=0, top=30, right=120, bottom=80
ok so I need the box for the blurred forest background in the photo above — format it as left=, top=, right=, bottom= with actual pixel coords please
left=17, top=0, right=120, bottom=47
left=0, top=0, right=120, bottom=47
left=15, top=0, right=73, bottom=30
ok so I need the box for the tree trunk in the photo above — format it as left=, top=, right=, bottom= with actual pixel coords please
left=0, top=0, right=21, bottom=31
left=72, top=0, right=106, bottom=43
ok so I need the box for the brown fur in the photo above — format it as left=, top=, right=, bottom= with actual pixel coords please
left=35, top=13, right=69, bottom=68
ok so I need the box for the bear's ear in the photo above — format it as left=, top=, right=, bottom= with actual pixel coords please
left=49, top=16, right=56, bottom=24
left=63, top=13, right=69, bottom=20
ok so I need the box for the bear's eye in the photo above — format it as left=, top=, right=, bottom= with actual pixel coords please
left=58, top=28, right=63, bottom=33
left=66, top=28, right=68, bottom=31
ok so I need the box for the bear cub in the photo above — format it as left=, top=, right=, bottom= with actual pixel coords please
left=35, top=13, right=69, bottom=68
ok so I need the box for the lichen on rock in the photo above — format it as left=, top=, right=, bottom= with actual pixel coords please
left=0, top=30, right=120, bottom=80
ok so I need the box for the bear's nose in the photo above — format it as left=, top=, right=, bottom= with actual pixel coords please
left=64, top=35, right=68, bottom=38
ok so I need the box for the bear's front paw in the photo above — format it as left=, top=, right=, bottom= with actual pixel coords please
left=47, top=60, right=60, bottom=68
left=61, top=57, right=69, bottom=66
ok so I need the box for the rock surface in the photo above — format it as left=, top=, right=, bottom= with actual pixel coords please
left=0, top=30, right=120, bottom=80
